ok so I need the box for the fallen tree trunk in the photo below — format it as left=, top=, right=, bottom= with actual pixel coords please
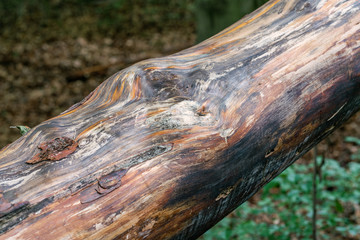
left=1, top=0, right=359, bottom=239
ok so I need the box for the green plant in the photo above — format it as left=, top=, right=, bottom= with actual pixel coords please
left=10, top=126, right=31, bottom=136
left=200, top=156, right=360, bottom=240
left=345, top=136, right=360, bottom=160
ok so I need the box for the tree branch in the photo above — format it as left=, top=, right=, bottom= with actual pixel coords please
left=1, top=0, right=359, bottom=239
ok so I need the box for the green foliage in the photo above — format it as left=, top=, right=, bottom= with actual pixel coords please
left=10, top=126, right=31, bottom=136
left=201, top=157, right=360, bottom=240
left=345, top=136, right=360, bottom=145
left=345, top=136, right=360, bottom=160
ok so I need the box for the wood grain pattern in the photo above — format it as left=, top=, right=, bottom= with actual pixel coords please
left=1, top=0, right=360, bottom=239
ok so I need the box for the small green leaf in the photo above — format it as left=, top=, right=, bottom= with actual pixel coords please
left=10, top=125, right=31, bottom=135
left=334, top=199, right=344, bottom=213
left=344, top=136, right=360, bottom=145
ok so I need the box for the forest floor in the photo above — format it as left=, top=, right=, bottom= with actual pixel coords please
left=0, top=2, right=359, bottom=239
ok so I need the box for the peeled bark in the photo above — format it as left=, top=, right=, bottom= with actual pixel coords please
left=1, top=0, right=359, bottom=239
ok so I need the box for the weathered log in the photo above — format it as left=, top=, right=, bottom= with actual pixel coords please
left=1, top=0, right=359, bottom=239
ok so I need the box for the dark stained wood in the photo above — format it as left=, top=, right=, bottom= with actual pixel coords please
left=1, top=0, right=360, bottom=239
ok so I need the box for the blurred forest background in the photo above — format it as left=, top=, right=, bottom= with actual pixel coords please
left=0, top=0, right=359, bottom=239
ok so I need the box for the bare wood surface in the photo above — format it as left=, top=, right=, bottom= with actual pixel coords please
left=1, top=0, right=360, bottom=239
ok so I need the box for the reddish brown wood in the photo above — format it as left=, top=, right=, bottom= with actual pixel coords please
left=26, top=137, right=78, bottom=164
left=0, top=0, right=359, bottom=239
